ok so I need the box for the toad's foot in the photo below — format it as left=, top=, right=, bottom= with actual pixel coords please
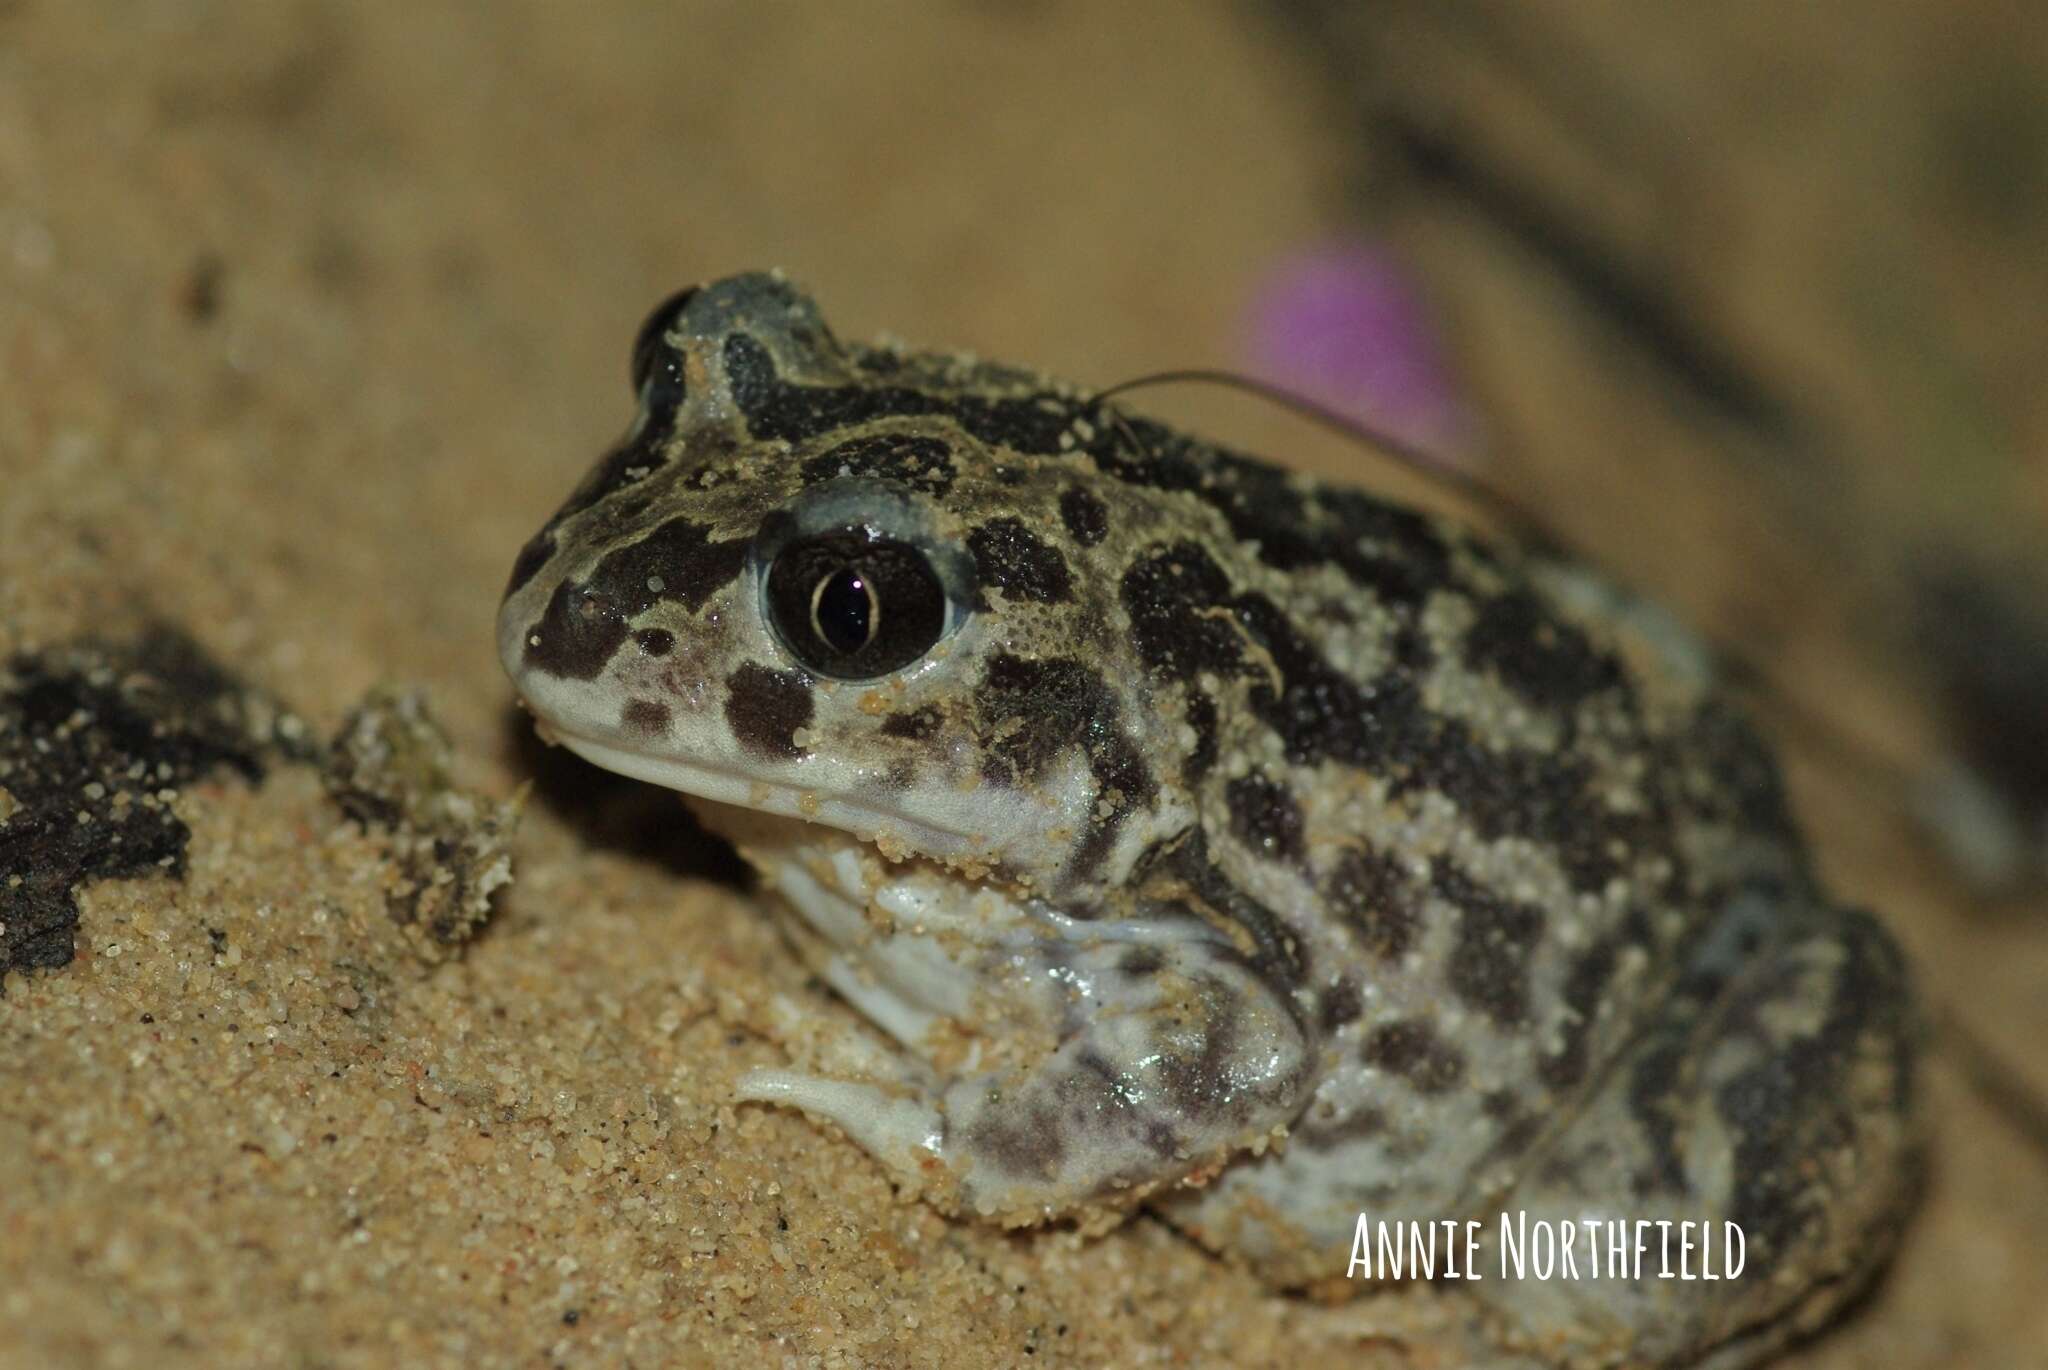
left=739, top=938, right=1313, bottom=1224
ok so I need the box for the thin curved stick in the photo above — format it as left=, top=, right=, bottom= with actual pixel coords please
left=1087, top=367, right=1544, bottom=543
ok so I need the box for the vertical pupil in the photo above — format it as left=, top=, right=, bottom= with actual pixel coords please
left=812, top=566, right=874, bottom=653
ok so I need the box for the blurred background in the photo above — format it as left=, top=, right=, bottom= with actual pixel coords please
left=1, top=3, right=2043, bottom=1364
left=1279, top=3, right=2048, bottom=902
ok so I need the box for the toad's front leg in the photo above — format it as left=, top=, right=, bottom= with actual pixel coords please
left=741, top=925, right=1314, bottom=1225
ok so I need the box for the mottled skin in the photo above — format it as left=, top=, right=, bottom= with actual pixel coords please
left=499, top=274, right=1920, bottom=1367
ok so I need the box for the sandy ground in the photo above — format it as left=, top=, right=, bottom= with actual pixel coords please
left=2, top=4, right=2043, bottom=1367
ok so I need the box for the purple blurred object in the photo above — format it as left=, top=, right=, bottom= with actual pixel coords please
left=1245, top=242, right=1470, bottom=467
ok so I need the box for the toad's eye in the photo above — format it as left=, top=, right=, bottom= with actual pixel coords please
left=811, top=566, right=876, bottom=654
left=766, top=529, right=947, bottom=679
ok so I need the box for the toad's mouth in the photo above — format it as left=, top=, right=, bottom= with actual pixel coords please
left=539, top=722, right=1046, bottom=870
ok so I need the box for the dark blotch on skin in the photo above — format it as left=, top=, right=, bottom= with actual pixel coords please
left=1073, top=1052, right=1184, bottom=1163
left=968, top=517, right=1073, bottom=605
left=1181, top=689, right=1218, bottom=782
left=622, top=699, right=671, bottom=735
left=1482, top=1089, right=1543, bottom=1159
left=1233, top=593, right=1414, bottom=770
left=1325, top=847, right=1422, bottom=962
left=1225, top=772, right=1304, bottom=862
left=504, top=530, right=556, bottom=599
left=1120, top=543, right=1245, bottom=680
left=1216, top=459, right=1464, bottom=621
left=1059, top=487, right=1109, bottom=546
left=723, top=662, right=814, bottom=759
left=635, top=628, right=675, bottom=657
left=1119, top=946, right=1165, bottom=977
left=801, top=433, right=956, bottom=496
left=1192, top=454, right=1320, bottom=569
left=1715, top=908, right=1915, bottom=1276
left=723, top=333, right=1075, bottom=454
left=1464, top=588, right=1622, bottom=712
left=1123, top=540, right=1435, bottom=782
left=1434, top=861, right=1547, bottom=1029
left=1318, top=979, right=1363, bottom=1030
left=977, top=654, right=1154, bottom=877
left=1321, top=489, right=1460, bottom=610
left=1539, top=934, right=1622, bottom=1090
left=977, top=655, right=1117, bottom=784
left=1139, top=1117, right=1184, bottom=1162
left=592, top=515, right=750, bottom=616
left=1362, top=1019, right=1467, bottom=1094
left=1153, top=982, right=1247, bottom=1117
left=523, top=581, right=631, bottom=682
left=968, top=1103, right=1067, bottom=1182
left=879, top=706, right=942, bottom=741
left=524, top=517, right=750, bottom=682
